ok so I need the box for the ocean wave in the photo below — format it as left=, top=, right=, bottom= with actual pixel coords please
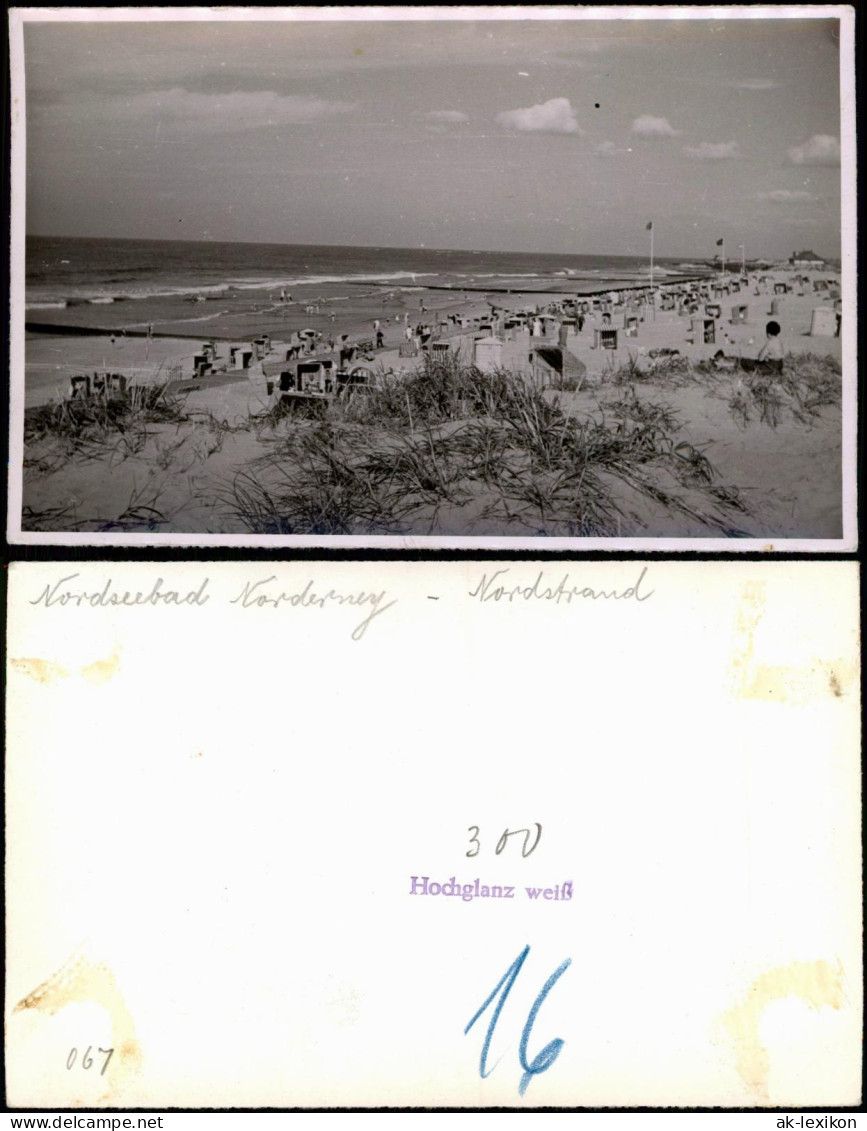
left=24, top=270, right=441, bottom=308
left=470, top=272, right=544, bottom=279
left=125, top=309, right=233, bottom=329
left=226, top=271, right=438, bottom=291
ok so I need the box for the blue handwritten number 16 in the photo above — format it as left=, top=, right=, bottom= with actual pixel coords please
left=464, top=945, right=571, bottom=1097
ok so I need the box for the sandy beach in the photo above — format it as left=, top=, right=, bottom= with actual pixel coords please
left=19, top=266, right=843, bottom=539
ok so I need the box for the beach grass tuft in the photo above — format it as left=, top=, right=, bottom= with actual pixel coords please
left=725, top=352, right=841, bottom=430
left=217, top=356, right=756, bottom=536
left=24, top=382, right=189, bottom=461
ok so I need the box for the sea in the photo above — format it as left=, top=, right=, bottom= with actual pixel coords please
left=24, top=235, right=714, bottom=352
left=26, top=235, right=696, bottom=309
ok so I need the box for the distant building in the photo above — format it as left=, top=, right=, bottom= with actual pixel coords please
left=789, top=249, right=826, bottom=268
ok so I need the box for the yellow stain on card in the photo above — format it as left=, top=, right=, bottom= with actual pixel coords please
left=10, top=657, right=71, bottom=684
left=80, top=648, right=121, bottom=686
left=15, top=950, right=141, bottom=1103
left=11, top=647, right=121, bottom=687
left=721, top=960, right=845, bottom=1100
left=743, top=658, right=855, bottom=704
left=729, top=582, right=853, bottom=703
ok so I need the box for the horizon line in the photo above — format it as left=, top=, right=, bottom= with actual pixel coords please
left=24, top=232, right=825, bottom=263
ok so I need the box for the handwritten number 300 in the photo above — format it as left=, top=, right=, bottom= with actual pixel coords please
left=467, top=825, right=541, bottom=858
left=465, top=945, right=571, bottom=1097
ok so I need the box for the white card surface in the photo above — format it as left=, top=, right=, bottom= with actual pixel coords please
left=4, top=560, right=861, bottom=1108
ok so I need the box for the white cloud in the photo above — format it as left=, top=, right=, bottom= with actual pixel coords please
left=495, top=97, right=581, bottom=134
left=631, top=114, right=681, bottom=138
left=730, top=78, right=779, bottom=90
left=683, top=141, right=741, bottom=161
left=758, top=189, right=815, bottom=203
left=424, top=110, right=469, bottom=123
left=595, top=140, right=631, bottom=157
left=787, top=134, right=840, bottom=167
left=109, top=89, right=357, bottom=133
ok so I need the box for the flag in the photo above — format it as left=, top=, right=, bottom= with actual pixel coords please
left=646, top=221, right=653, bottom=231
left=716, top=238, right=724, bottom=246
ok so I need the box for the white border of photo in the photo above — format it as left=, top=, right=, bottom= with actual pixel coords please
left=6, top=5, right=858, bottom=551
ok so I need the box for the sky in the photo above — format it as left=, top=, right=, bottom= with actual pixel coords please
left=20, top=12, right=844, bottom=259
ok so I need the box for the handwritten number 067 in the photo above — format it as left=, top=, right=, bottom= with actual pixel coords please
left=465, top=945, right=571, bottom=1097
left=67, top=1046, right=114, bottom=1075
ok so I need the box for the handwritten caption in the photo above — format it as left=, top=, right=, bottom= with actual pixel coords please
left=29, top=572, right=394, bottom=641
left=470, top=566, right=654, bottom=604
left=29, top=566, right=655, bottom=641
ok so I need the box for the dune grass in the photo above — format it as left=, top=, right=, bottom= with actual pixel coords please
left=725, top=352, right=842, bottom=430
left=21, top=383, right=191, bottom=532
left=217, top=353, right=753, bottom=536
left=24, top=382, right=189, bottom=462
left=21, top=349, right=841, bottom=536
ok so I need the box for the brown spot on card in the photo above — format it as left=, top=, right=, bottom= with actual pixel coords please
left=740, top=658, right=855, bottom=704
left=16, top=951, right=141, bottom=1102
left=729, top=584, right=855, bottom=703
left=721, top=959, right=845, bottom=1100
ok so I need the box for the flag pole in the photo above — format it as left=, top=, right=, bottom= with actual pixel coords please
left=740, top=243, right=745, bottom=275
left=650, top=224, right=654, bottom=290
left=721, top=238, right=726, bottom=277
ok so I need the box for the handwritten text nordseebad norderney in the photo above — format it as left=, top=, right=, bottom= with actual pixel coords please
left=29, top=572, right=394, bottom=641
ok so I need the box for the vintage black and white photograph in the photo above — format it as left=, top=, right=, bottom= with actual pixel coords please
left=7, top=6, right=856, bottom=547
